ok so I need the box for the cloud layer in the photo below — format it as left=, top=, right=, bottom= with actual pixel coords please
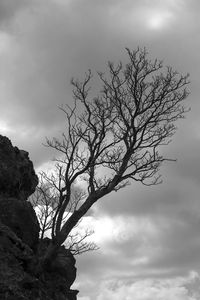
left=1, top=0, right=200, bottom=299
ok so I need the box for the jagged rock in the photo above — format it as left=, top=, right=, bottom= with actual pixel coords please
left=0, top=135, right=38, bottom=201
left=52, top=246, right=77, bottom=288
left=0, top=222, right=34, bottom=260
left=66, top=290, right=79, bottom=300
left=38, top=238, right=77, bottom=289
left=0, top=198, right=40, bottom=250
left=0, top=135, right=40, bottom=250
left=0, top=224, right=78, bottom=300
left=0, top=222, right=35, bottom=300
left=0, top=136, right=78, bottom=300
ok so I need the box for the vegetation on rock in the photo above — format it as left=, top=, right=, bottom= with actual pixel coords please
left=0, top=48, right=190, bottom=300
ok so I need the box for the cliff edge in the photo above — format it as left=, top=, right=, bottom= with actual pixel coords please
left=0, top=135, right=78, bottom=300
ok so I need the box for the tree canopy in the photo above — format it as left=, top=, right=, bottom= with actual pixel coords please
left=38, top=48, right=189, bottom=267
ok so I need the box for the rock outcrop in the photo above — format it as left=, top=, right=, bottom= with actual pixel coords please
left=0, top=135, right=40, bottom=249
left=0, top=135, right=38, bottom=200
left=0, top=198, right=39, bottom=249
left=0, top=135, right=78, bottom=300
left=0, top=222, right=78, bottom=300
left=38, top=238, right=77, bottom=288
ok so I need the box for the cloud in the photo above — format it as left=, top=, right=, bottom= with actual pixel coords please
left=76, top=271, right=200, bottom=300
left=95, top=273, right=200, bottom=300
left=0, top=0, right=195, bottom=168
left=73, top=190, right=200, bottom=297
left=73, top=213, right=194, bottom=281
left=0, top=0, right=31, bottom=28
left=1, top=1, right=200, bottom=299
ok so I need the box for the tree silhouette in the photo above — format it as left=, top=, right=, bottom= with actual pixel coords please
left=37, top=47, right=189, bottom=271
left=30, top=175, right=98, bottom=254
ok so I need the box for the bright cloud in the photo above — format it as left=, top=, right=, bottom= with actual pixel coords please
left=95, top=272, right=200, bottom=300
left=0, top=31, right=11, bottom=54
left=1, top=0, right=200, bottom=299
left=147, top=11, right=173, bottom=30
left=136, top=0, right=181, bottom=31
left=79, top=215, right=160, bottom=248
left=0, top=120, right=13, bottom=135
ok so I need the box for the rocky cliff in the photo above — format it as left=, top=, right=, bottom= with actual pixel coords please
left=0, top=135, right=78, bottom=300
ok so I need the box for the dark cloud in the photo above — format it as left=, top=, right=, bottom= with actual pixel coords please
left=148, top=214, right=200, bottom=274
left=0, top=0, right=29, bottom=27
left=1, top=0, right=200, bottom=299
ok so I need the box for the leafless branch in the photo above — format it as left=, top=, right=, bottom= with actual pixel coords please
left=38, top=48, right=190, bottom=266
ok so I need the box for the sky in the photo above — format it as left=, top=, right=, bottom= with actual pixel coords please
left=0, top=0, right=200, bottom=299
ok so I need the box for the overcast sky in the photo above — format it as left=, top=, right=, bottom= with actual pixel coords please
left=1, top=0, right=200, bottom=299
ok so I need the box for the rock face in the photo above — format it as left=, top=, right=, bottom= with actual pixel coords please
left=0, top=223, right=78, bottom=300
left=38, top=238, right=77, bottom=288
left=0, top=222, right=35, bottom=300
left=53, top=246, right=77, bottom=288
left=0, top=198, right=39, bottom=249
left=0, top=135, right=78, bottom=300
left=0, top=135, right=40, bottom=250
left=37, top=238, right=78, bottom=299
left=0, top=135, right=38, bottom=200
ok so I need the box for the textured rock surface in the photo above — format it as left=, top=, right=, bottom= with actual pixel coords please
left=0, top=135, right=78, bottom=300
left=53, top=246, right=77, bottom=288
left=0, top=223, right=78, bottom=300
left=0, top=135, right=40, bottom=250
left=0, top=222, right=36, bottom=300
left=38, top=238, right=77, bottom=288
left=0, top=198, right=39, bottom=249
left=0, top=135, right=38, bottom=200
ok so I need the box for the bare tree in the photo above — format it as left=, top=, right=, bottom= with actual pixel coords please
left=30, top=172, right=98, bottom=254
left=66, top=228, right=97, bottom=255
left=37, top=48, right=189, bottom=271
left=30, top=182, right=55, bottom=240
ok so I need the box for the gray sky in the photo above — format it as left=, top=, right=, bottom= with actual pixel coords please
left=1, top=0, right=200, bottom=299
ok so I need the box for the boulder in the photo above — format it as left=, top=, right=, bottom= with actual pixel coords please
left=38, top=238, right=77, bottom=286
left=0, top=222, right=78, bottom=300
left=0, top=135, right=78, bottom=299
left=0, top=222, right=35, bottom=300
left=0, top=135, right=40, bottom=250
left=51, top=245, right=77, bottom=288
left=0, top=135, right=38, bottom=201
left=0, top=198, right=39, bottom=250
